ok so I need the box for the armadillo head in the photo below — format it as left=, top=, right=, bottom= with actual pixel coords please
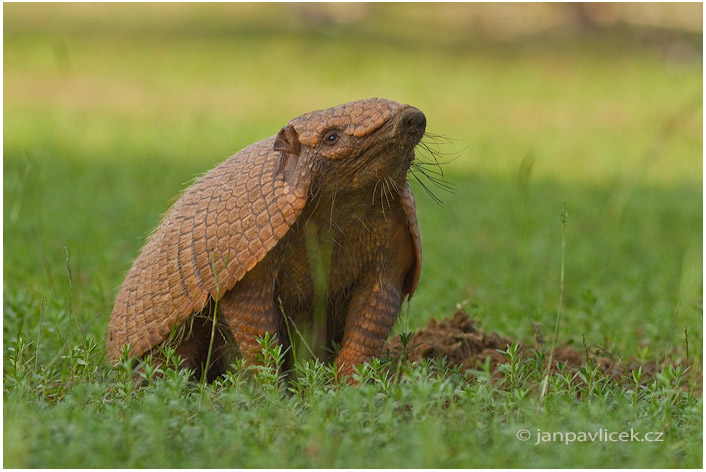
left=272, top=98, right=426, bottom=196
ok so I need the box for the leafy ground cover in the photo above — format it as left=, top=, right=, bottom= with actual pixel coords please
left=3, top=3, right=702, bottom=468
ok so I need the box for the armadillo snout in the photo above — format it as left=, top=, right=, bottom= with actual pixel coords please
left=399, top=107, right=426, bottom=142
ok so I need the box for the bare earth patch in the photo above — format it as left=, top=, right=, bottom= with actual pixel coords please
left=385, top=308, right=700, bottom=392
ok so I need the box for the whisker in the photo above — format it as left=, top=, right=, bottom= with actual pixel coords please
left=405, top=132, right=459, bottom=205
left=372, top=178, right=382, bottom=205
left=410, top=169, right=444, bottom=205
left=411, top=161, right=446, bottom=178
left=329, top=176, right=338, bottom=232
left=382, top=177, right=392, bottom=208
left=387, top=175, right=401, bottom=195
left=411, top=164, right=455, bottom=192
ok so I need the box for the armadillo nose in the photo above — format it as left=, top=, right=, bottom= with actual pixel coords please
left=401, top=107, right=426, bottom=138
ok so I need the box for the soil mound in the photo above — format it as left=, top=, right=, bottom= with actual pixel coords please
left=386, top=309, right=512, bottom=373
left=385, top=309, right=696, bottom=385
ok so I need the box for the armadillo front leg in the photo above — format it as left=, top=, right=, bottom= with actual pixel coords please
left=218, top=265, right=279, bottom=365
left=334, top=274, right=404, bottom=381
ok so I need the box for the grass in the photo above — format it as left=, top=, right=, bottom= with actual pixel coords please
left=3, top=3, right=703, bottom=468
left=4, top=341, right=701, bottom=468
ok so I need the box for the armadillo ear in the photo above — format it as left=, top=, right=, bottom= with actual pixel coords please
left=273, top=125, right=301, bottom=154
left=273, top=125, right=301, bottom=183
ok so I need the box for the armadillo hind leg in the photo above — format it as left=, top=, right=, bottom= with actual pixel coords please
left=141, top=311, right=236, bottom=382
left=333, top=273, right=404, bottom=382
left=218, top=266, right=280, bottom=365
left=174, top=312, right=236, bottom=381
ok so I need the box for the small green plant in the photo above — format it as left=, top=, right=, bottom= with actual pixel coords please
left=497, top=343, right=530, bottom=391
left=540, top=204, right=568, bottom=401
left=251, top=332, right=288, bottom=392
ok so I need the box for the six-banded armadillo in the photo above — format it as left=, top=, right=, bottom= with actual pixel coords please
left=106, top=98, right=425, bottom=381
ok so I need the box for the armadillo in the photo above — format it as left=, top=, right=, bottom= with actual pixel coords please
left=107, top=98, right=425, bottom=381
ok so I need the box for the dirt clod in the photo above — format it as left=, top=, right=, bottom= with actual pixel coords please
left=386, top=309, right=511, bottom=373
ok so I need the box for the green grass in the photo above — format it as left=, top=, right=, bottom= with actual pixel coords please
left=3, top=3, right=702, bottom=468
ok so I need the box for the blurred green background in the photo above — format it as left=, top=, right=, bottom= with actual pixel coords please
left=4, top=2, right=703, bottom=360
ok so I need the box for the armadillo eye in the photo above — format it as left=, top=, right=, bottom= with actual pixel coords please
left=324, top=131, right=339, bottom=145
